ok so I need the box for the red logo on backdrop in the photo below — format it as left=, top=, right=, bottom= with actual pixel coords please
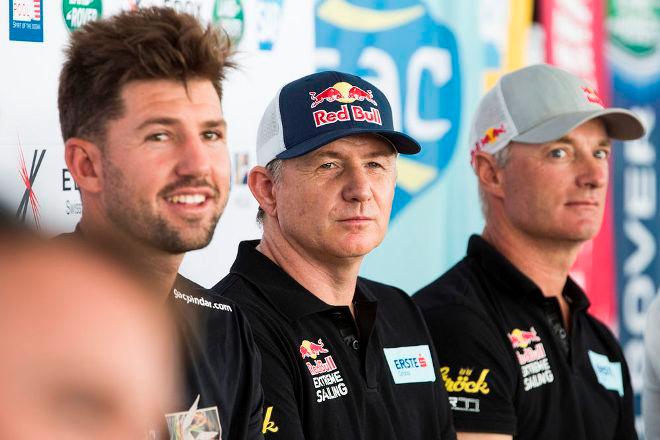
left=16, top=143, right=46, bottom=230
left=309, top=82, right=381, bottom=128
left=582, top=86, right=604, bottom=106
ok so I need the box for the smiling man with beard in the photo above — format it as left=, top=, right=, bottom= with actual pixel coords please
left=58, top=7, right=263, bottom=440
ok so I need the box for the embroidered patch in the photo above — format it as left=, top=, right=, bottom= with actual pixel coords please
left=440, top=366, right=490, bottom=394
left=507, top=326, right=554, bottom=391
left=588, top=350, right=624, bottom=396
left=298, top=338, right=349, bottom=403
left=383, top=345, right=436, bottom=384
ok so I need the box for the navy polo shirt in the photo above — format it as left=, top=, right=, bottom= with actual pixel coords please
left=413, top=235, right=637, bottom=439
left=212, top=240, right=456, bottom=440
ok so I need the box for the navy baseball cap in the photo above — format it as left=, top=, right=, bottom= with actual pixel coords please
left=256, top=71, right=421, bottom=166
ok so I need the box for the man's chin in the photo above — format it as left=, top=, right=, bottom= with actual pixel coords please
left=154, top=229, right=215, bottom=254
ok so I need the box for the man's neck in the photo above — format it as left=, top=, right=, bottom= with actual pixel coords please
left=258, top=230, right=362, bottom=314
left=482, top=224, right=582, bottom=328
left=78, top=215, right=183, bottom=300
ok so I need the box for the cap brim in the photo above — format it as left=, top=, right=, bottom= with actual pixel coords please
left=276, top=128, right=421, bottom=160
left=512, top=108, right=645, bottom=144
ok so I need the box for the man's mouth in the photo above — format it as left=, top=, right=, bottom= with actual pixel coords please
left=165, top=194, right=208, bottom=205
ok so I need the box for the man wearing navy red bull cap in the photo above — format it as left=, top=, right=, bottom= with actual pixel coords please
left=414, top=64, right=644, bottom=439
left=212, top=71, right=456, bottom=439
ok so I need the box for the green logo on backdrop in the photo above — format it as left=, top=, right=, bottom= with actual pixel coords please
left=608, top=0, right=659, bottom=57
left=213, top=0, right=244, bottom=44
left=62, top=0, right=103, bottom=32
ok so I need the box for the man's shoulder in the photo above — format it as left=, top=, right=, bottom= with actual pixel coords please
left=582, top=310, right=627, bottom=356
left=172, top=274, right=244, bottom=333
left=211, top=272, right=264, bottom=309
left=413, top=256, right=483, bottom=311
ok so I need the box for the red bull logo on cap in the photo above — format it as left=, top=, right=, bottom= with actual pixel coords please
left=582, top=86, right=604, bottom=107
left=470, top=123, right=507, bottom=166
left=474, top=124, right=507, bottom=152
left=309, top=82, right=378, bottom=108
left=299, top=338, right=329, bottom=360
left=309, top=82, right=382, bottom=128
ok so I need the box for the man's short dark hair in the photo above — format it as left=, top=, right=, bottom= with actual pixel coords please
left=58, top=7, right=233, bottom=145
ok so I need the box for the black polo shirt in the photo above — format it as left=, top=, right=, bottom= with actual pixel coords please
left=413, top=235, right=637, bottom=439
left=167, top=275, right=264, bottom=440
left=57, top=229, right=264, bottom=440
left=212, top=240, right=456, bottom=440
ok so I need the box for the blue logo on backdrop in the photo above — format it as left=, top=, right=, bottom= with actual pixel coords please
left=315, top=0, right=461, bottom=218
left=9, top=0, right=43, bottom=42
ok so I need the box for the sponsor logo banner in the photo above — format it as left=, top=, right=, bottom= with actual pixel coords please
left=10, top=0, right=43, bottom=42
left=62, top=0, right=103, bottom=32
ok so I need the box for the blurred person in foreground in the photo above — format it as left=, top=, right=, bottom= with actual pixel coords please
left=212, top=71, right=456, bottom=439
left=0, top=228, right=178, bottom=439
left=58, top=7, right=262, bottom=439
left=413, top=64, right=645, bottom=440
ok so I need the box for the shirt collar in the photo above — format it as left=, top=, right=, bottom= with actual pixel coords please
left=467, top=234, right=590, bottom=311
left=230, top=240, right=377, bottom=322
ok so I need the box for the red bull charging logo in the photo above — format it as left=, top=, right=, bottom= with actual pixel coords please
left=581, top=86, right=604, bottom=107
left=308, top=82, right=382, bottom=128
left=507, top=327, right=541, bottom=349
left=309, top=81, right=378, bottom=108
left=471, top=123, right=507, bottom=166
left=299, top=339, right=329, bottom=360
left=474, top=124, right=507, bottom=151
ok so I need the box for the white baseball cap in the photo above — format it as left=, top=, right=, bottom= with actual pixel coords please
left=469, top=64, right=645, bottom=165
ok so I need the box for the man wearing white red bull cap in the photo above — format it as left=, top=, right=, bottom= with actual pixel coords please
left=414, top=64, right=644, bottom=439
left=213, top=71, right=456, bottom=439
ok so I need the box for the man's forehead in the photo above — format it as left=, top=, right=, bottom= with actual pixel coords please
left=308, top=135, right=397, bottom=158
left=119, top=78, right=222, bottom=113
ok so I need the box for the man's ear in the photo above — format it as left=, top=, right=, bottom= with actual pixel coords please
left=248, top=165, right=279, bottom=219
left=64, top=137, right=103, bottom=194
left=473, top=150, right=505, bottom=200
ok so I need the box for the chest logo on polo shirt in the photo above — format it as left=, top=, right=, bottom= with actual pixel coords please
left=165, top=394, right=221, bottom=440
left=299, top=338, right=349, bottom=403
left=588, top=350, right=624, bottom=396
left=383, top=345, right=436, bottom=384
left=507, top=327, right=555, bottom=391
left=440, top=367, right=490, bottom=394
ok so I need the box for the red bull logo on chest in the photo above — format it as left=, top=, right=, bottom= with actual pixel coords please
left=507, top=326, right=554, bottom=391
left=309, top=82, right=381, bottom=128
left=299, top=339, right=329, bottom=360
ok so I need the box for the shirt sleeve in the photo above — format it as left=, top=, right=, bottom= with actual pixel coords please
left=421, top=302, right=518, bottom=434
left=644, top=299, right=660, bottom=439
left=251, top=329, right=306, bottom=440
left=234, top=309, right=267, bottom=440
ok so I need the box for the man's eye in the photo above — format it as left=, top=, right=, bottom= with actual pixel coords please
left=319, top=162, right=336, bottom=169
left=367, top=161, right=383, bottom=169
left=147, top=133, right=169, bottom=142
left=594, top=149, right=610, bottom=159
left=549, top=148, right=567, bottom=158
left=202, top=131, right=223, bottom=141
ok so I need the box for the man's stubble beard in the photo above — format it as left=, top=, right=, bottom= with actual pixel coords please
left=101, top=157, right=225, bottom=254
